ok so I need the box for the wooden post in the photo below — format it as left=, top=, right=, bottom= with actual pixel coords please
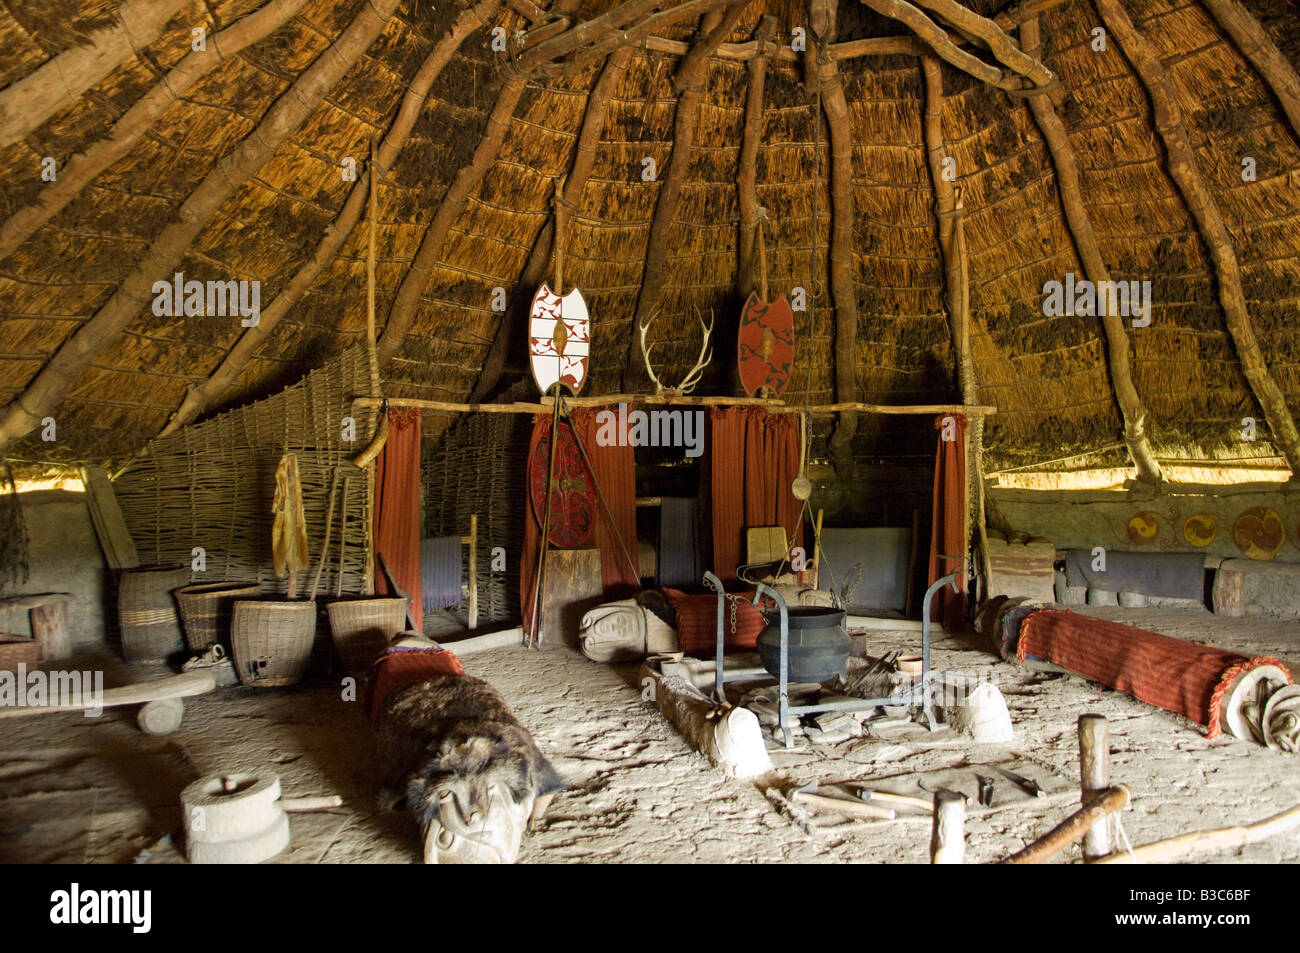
left=1079, top=713, right=1111, bottom=859
left=1211, top=568, right=1246, bottom=617
left=1002, top=785, right=1131, bottom=864
left=930, top=789, right=966, bottom=863
left=736, top=15, right=779, bottom=299
left=367, top=139, right=381, bottom=400
left=30, top=599, right=72, bottom=661
left=468, top=513, right=479, bottom=630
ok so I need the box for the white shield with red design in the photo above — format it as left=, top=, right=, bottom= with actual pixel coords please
left=529, top=283, right=590, bottom=395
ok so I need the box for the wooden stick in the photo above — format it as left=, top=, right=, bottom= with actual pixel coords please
left=528, top=394, right=563, bottom=647
left=0, top=0, right=403, bottom=454
left=367, top=139, right=381, bottom=400
left=909, top=0, right=1054, bottom=86
left=308, top=469, right=340, bottom=600
left=930, top=789, right=966, bottom=863
left=160, top=0, right=500, bottom=437
left=357, top=396, right=998, bottom=415
left=0, top=0, right=309, bottom=262
left=1079, top=713, right=1112, bottom=859
left=337, top=476, right=350, bottom=597
left=1091, top=804, right=1300, bottom=864
left=736, top=16, right=778, bottom=300
left=858, top=0, right=1017, bottom=91
left=1018, top=17, right=1162, bottom=485
left=1200, top=0, right=1300, bottom=143
left=280, top=795, right=344, bottom=813
left=625, top=3, right=751, bottom=391
left=468, top=513, right=478, bottom=630
left=1001, top=785, right=1131, bottom=864
left=469, top=47, right=632, bottom=403
left=1095, top=0, right=1300, bottom=475
left=792, top=790, right=896, bottom=820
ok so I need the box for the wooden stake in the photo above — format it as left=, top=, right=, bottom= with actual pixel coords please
left=1079, top=713, right=1111, bottom=859
left=1002, top=785, right=1131, bottom=864
left=930, top=789, right=966, bottom=863
left=468, top=513, right=479, bottom=630
left=1096, top=0, right=1300, bottom=476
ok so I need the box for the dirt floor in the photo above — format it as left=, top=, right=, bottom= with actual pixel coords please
left=1, top=606, right=1298, bottom=864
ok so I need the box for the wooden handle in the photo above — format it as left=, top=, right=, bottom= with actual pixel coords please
left=793, top=790, right=895, bottom=820
left=1002, top=785, right=1131, bottom=864
left=280, top=795, right=343, bottom=813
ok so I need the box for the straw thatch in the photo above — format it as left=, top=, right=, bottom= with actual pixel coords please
left=0, top=0, right=1297, bottom=479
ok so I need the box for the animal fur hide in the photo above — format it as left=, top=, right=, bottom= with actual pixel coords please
left=272, top=452, right=308, bottom=581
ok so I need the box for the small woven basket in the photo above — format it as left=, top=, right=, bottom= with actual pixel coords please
left=176, top=582, right=261, bottom=651
left=326, top=597, right=408, bottom=676
left=118, top=565, right=190, bottom=662
left=230, top=600, right=317, bottom=687
left=0, top=635, right=40, bottom=673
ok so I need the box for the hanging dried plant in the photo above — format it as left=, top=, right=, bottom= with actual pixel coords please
left=0, top=465, right=30, bottom=595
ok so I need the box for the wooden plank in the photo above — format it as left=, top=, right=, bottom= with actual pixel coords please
left=78, top=466, right=139, bottom=570
left=30, top=600, right=71, bottom=661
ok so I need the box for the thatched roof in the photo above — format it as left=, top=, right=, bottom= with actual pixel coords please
left=0, top=0, right=1297, bottom=480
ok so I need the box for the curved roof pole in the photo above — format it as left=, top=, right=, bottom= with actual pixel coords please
left=1200, top=0, right=1300, bottom=144
left=0, top=0, right=403, bottom=455
left=622, top=1, right=753, bottom=393
left=0, top=0, right=192, bottom=148
left=735, top=16, right=779, bottom=302
left=469, top=45, right=634, bottom=404
left=0, top=0, right=310, bottom=265
left=858, top=0, right=1018, bottom=90
left=159, top=0, right=503, bottom=437
left=806, top=4, right=859, bottom=473
left=1018, top=16, right=1164, bottom=486
left=1096, top=0, right=1300, bottom=478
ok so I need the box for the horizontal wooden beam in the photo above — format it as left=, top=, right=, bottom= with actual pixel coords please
left=355, top=396, right=996, bottom=416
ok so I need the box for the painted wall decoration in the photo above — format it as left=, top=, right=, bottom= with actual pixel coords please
left=1233, top=507, right=1285, bottom=560
left=1126, top=511, right=1159, bottom=545
left=1182, top=513, right=1217, bottom=548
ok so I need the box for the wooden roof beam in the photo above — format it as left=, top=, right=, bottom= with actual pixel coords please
left=0, top=0, right=310, bottom=265
left=556, top=0, right=736, bottom=74
left=622, top=1, right=752, bottom=391
left=0, top=0, right=192, bottom=148
left=1096, top=0, right=1300, bottom=476
left=858, top=0, right=1020, bottom=91
left=159, top=0, right=502, bottom=437
left=1200, top=0, right=1300, bottom=144
left=468, top=45, right=634, bottom=403
left=909, top=0, right=1054, bottom=86
left=0, top=0, right=404, bottom=454
left=736, top=16, right=779, bottom=300
left=1018, top=16, right=1163, bottom=485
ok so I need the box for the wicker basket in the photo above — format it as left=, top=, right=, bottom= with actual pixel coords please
left=176, top=582, right=261, bottom=651
left=118, top=565, right=190, bottom=662
left=326, top=597, right=407, bottom=676
left=0, top=635, right=40, bottom=673
left=230, top=600, right=317, bottom=687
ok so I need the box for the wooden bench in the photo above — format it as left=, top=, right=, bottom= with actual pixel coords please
left=0, top=593, right=74, bottom=660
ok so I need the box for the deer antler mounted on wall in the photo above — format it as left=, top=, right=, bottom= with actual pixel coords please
left=638, top=307, right=714, bottom=396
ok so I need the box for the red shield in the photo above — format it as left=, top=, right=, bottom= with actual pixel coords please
left=528, top=420, right=596, bottom=549
left=738, top=292, right=795, bottom=398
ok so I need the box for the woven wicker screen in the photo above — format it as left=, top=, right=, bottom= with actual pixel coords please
left=115, top=346, right=375, bottom=596
left=423, top=379, right=533, bottom=627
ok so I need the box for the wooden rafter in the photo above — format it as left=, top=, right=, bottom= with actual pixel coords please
left=735, top=15, right=778, bottom=299
left=158, top=0, right=502, bottom=437
left=0, top=0, right=310, bottom=264
left=557, top=0, right=735, bottom=74
left=1200, top=0, right=1300, bottom=143
left=0, top=0, right=403, bottom=454
left=516, top=0, right=703, bottom=71
left=1018, top=16, right=1163, bottom=484
left=1095, top=0, right=1300, bottom=475
left=910, top=0, right=1054, bottom=86
left=376, top=77, right=529, bottom=364
left=809, top=25, right=861, bottom=468
left=858, top=0, right=1019, bottom=91
left=0, top=0, right=192, bottom=148
left=623, top=1, right=752, bottom=391
left=469, top=46, right=634, bottom=403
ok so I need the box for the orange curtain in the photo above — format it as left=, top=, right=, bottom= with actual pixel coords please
left=373, top=408, right=422, bottom=622
left=927, top=413, right=967, bottom=630
left=709, top=407, right=801, bottom=583
left=519, top=411, right=640, bottom=641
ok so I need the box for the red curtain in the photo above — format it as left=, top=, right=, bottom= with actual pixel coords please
left=373, top=408, right=422, bottom=623
left=709, top=407, right=801, bottom=583
left=520, top=410, right=640, bottom=641
left=927, top=413, right=967, bottom=630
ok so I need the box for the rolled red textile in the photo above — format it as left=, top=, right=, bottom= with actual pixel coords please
left=1016, top=609, right=1290, bottom=737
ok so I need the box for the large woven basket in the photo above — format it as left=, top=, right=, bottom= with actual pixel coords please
left=176, top=582, right=261, bottom=651
left=326, top=597, right=407, bottom=677
left=230, top=600, right=317, bottom=687
left=0, top=635, right=40, bottom=673
left=118, top=565, right=190, bottom=662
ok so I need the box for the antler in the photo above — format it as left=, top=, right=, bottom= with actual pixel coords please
left=638, top=307, right=714, bottom=395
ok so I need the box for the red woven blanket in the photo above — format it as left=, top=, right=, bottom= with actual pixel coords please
left=366, top=646, right=465, bottom=724
left=660, top=587, right=765, bottom=656
left=1017, top=609, right=1290, bottom=738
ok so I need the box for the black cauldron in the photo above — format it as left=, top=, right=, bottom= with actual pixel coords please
left=756, top=606, right=850, bottom=683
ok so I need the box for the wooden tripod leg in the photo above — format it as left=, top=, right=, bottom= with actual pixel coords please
left=528, top=392, right=561, bottom=648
